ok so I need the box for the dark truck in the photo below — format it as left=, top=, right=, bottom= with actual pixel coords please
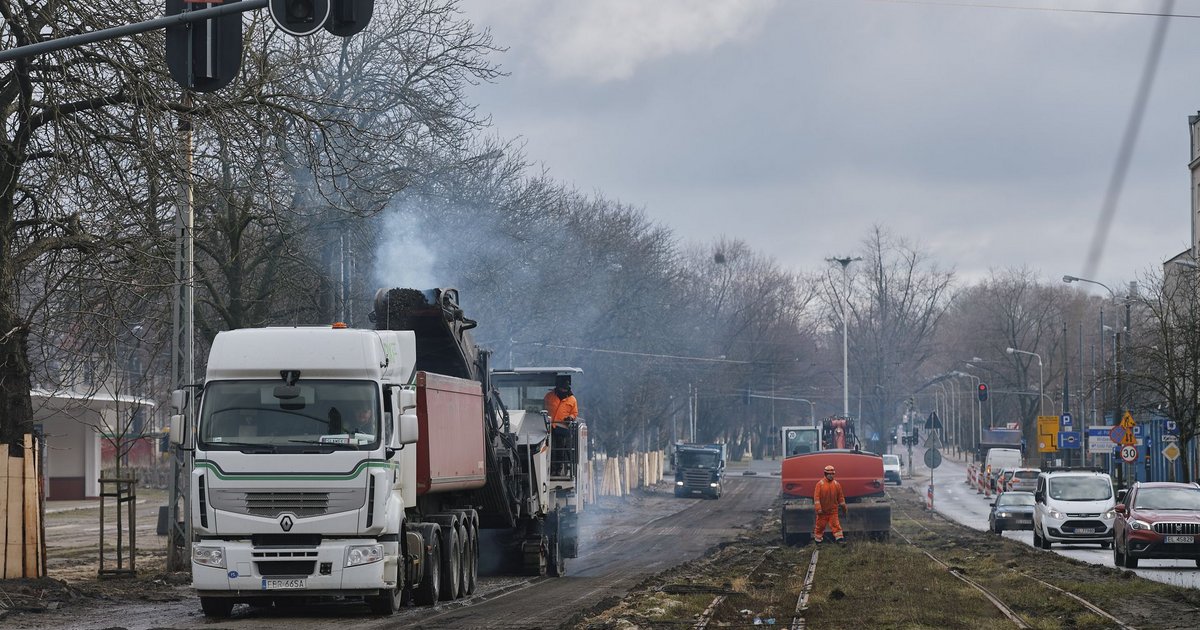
left=673, top=443, right=725, bottom=499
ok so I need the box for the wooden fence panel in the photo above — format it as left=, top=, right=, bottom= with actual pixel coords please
left=1, top=434, right=44, bottom=578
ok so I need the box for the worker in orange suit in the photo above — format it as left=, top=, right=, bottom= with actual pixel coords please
left=813, top=464, right=848, bottom=545
left=544, top=375, right=579, bottom=475
left=543, top=375, right=579, bottom=425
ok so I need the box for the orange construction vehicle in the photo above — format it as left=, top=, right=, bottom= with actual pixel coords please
left=779, top=416, right=892, bottom=545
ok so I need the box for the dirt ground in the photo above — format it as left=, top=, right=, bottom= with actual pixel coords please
left=7, top=477, right=1200, bottom=629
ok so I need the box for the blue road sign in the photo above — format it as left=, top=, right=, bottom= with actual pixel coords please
left=1058, top=431, right=1081, bottom=449
left=1061, top=412, right=1072, bottom=428
left=1132, top=423, right=1144, bottom=438
left=1166, top=419, right=1179, bottom=436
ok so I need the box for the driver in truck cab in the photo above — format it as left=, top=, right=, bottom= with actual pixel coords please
left=813, top=465, right=848, bottom=545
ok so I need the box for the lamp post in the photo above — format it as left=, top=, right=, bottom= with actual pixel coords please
left=795, top=398, right=817, bottom=425
left=827, top=256, right=862, bottom=417
left=952, top=371, right=981, bottom=458
left=1006, top=347, right=1045, bottom=415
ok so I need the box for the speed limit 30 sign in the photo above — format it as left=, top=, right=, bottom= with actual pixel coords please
left=1120, top=444, right=1138, bottom=463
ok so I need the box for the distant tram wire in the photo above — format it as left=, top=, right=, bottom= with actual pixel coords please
left=863, top=0, right=1198, bottom=20
left=1083, top=0, right=1174, bottom=279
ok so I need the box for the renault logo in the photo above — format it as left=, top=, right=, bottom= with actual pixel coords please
left=280, top=515, right=294, bottom=532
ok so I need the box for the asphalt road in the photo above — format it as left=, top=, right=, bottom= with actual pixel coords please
left=19, top=472, right=779, bottom=629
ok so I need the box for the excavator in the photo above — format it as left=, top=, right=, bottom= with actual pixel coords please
left=779, top=416, right=892, bottom=544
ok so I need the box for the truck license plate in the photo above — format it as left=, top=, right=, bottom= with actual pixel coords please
left=1165, top=535, right=1195, bottom=544
left=1073, top=528, right=1095, bottom=534
left=262, top=578, right=306, bottom=590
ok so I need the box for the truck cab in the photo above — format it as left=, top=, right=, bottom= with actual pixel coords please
left=673, top=444, right=724, bottom=499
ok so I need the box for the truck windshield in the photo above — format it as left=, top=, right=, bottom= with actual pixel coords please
left=199, top=380, right=380, bottom=450
left=1048, top=477, right=1113, bottom=501
left=784, top=428, right=820, bottom=455
left=679, top=451, right=721, bottom=469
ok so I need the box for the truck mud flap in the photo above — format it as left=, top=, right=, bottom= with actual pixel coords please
left=559, top=509, right=578, bottom=558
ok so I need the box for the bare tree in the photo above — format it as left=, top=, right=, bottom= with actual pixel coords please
left=1125, top=266, right=1200, bottom=482
left=826, top=226, right=954, bottom=452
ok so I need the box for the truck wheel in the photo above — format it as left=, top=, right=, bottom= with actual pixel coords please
left=413, top=533, right=441, bottom=605
left=439, top=526, right=462, bottom=601
left=367, top=583, right=403, bottom=615
left=200, top=597, right=235, bottom=618
left=463, top=518, right=478, bottom=595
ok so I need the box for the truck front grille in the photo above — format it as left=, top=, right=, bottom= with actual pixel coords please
left=208, top=488, right=366, bottom=519
left=246, top=492, right=329, bottom=517
left=256, top=560, right=316, bottom=577
left=682, top=470, right=711, bottom=488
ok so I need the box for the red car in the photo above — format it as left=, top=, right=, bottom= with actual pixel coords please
left=1112, top=481, right=1200, bottom=568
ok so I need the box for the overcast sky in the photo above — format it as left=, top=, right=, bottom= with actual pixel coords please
left=458, top=0, right=1198, bottom=292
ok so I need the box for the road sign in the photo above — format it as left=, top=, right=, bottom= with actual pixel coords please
left=1058, top=431, right=1081, bottom=449
left=924, top=448, right=943, bottom=469
left=1120, top=411, right=1136, bottom=429
left=1109, top=426, right=1125, bottom=444
left=1088, top=426, right=1114, bottom=454
left=1120, top=444, right=1138, bottom=463
left=1120, top=428, right=1138, bottom=447
left=1163, top=442, right=1181, bottom=462
left=1061, top=412, right=1072, bottom=428
left=1166, top=419, right=1179, bottom=435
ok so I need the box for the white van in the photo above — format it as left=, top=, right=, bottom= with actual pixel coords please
left=1032, top=468, right=1116, bottom=548
left=983, top=448, right=1022, bottom=492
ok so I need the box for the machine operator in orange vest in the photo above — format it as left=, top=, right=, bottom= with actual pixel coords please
left=813, top=464, right=848, bottom=545
left=544, top=375, right=579, bottom=475
left=543, top=375, right=579, bottom=425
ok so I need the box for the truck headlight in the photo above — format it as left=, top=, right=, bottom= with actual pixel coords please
left=1103, top=508, right=1117, bottom=520
left=192, top=546, right=226, bottom=569
left=675, top=481, right=684, bottom=486
left=345, top=544, right=384, bottom=567
left=709, top=483, right=718, bottom=488
left=1047, top=507, right=1066, bottom=520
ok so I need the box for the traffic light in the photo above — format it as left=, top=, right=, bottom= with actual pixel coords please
left=325, top=0, right=374, bottom=36
left=165, top=0, right=244, bottom=92
left=270, top=0, right=331, bottom=36
left=977, top=383, right=989, bottom=402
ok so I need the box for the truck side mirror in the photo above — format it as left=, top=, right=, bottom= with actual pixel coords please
left=170, top=389, right=189, bottom=413
left=397, top=412, right=419, bottom=445
left=169, top=413, right=193, bottom=449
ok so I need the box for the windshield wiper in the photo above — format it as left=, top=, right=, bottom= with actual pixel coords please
left=204, top=441, right=275, bottom=452
left=287, top=439, right=361, bottom=449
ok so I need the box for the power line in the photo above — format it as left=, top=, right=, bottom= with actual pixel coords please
left=532, top=342, right=752, bottom=364
left=864, top=0, right=1199, bottom=19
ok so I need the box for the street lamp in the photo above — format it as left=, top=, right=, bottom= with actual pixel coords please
left=827, top=255, right=862, bottom=417
left=795, top=398, right=817, bottom=425
left=1006, top=347, right=1045, bottom=415
left=952, top=371, right=981, bottom=455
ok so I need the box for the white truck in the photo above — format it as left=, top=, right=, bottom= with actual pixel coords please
left=170, top=288, right=586, bottom=617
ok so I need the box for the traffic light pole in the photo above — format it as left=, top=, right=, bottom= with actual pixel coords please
left=0, top=1, right=266, bottom=63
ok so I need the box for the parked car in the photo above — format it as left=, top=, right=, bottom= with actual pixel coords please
left=989, top=491, right=1035, bottom=534
left=882, top=454, right=902, bottom=485
left=1032, top=468, right=1116, bottom=549
left=1112, top=481, right=1200, bottom=568
left=1005, top=467, right=1041, bottom=493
